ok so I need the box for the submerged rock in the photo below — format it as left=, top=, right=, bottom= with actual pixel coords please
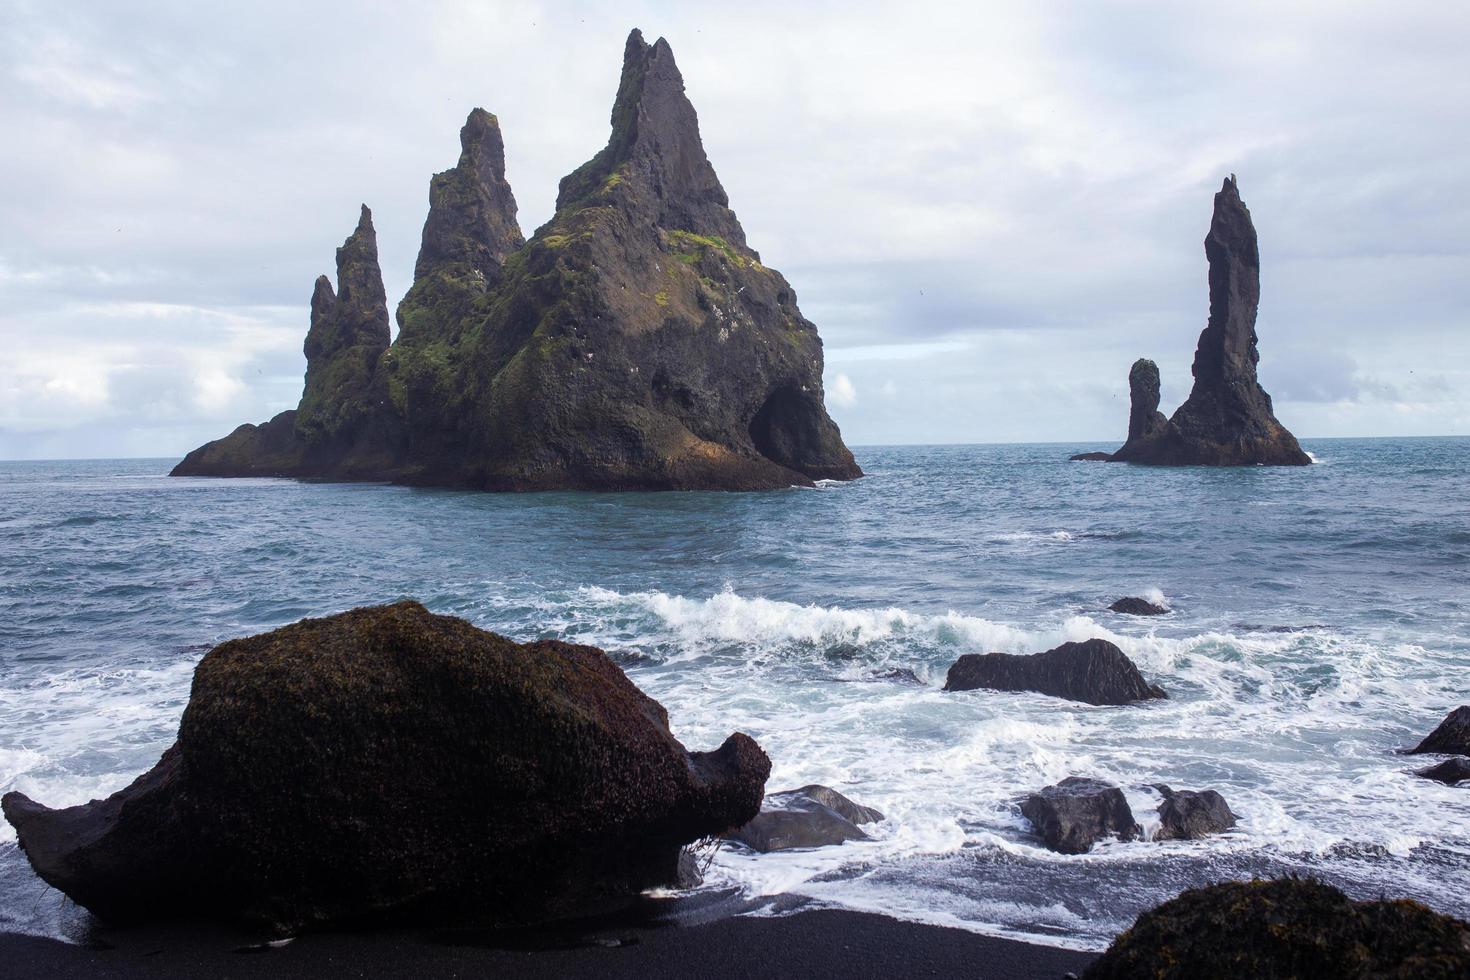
left=0, top=601, right=769, bottom=931
left=1104, top=177, right=1310, bottom=467
left=727, top=785, right=883, bottom=852
left=1082, top=878, right=1470, bottom=979
left=173, top=30, right=860, bottom=492
left=1415, top=758, right=1470, bottom=786
left=942, top=638, right=1167, bottom=705
left=1411, top=706, right=1470, bottom=756
left=1152, top=785, right=1237, bottom=841
left=1109, top=596, right=1168, bottom=616
left=1069, top=451, right=1114, bottom=462
left=1020, top=777, right=1142, bottom=854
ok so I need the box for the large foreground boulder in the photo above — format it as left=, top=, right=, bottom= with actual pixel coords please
left=1021, top=777, right=1142, bottom=854
left=1411, top=706, right=1470, bottom=756
left=727, top=785, right=883, bottom=852
left=943, top=638, right=1167, bottom=706
left=1153, top=785, right=1237, bottom=841
left=1, top=601, right=770, bottom=931
left=1083, top=879, right=1470, bottom=979
left=1100, top=177, right=1310, bottom=467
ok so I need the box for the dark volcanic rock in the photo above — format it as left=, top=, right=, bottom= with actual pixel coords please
left=727, top=785, right=883, bottom=852
left=1020, top=777, right=1142, bottom=854
left=1152, top=785, right=1237, bottom=840
left=0, top=601, right=769, bottom=931
left=1106, top=177, right=1310, bottom=467
left=1416, top=758, right=1470, bottom=785
left=1109, top=596, right=1168, bottom=616
left=1411, top=706, right=1470, bottom=755
left=1082, top=878, right=1470, bottom=980
left=1069, top=451, right=1114, bottom=461
left=943, top=638, right=1167, bottom=705
left=172, top=30, right=860, bottom=492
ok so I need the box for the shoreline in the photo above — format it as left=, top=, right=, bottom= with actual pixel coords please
left=0, top=906, right=1097, bottom=979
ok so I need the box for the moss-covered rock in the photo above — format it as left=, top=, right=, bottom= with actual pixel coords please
left=173, top=29, right=860, bottom=492
left=1083, top=879, right=1470, bottom=979
left=0, top=601, right=770, bottom=932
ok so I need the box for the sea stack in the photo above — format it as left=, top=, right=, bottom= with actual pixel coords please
left=174, top=30, right=861, bottom=491
left=1086, top=177, right=1310, bottom=466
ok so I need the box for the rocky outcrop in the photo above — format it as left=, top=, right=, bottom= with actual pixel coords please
left=1083, top=879, right=1470, bottom=979
left=1021, top=777, right=1142, bottom=854
left=1416, top=758, right=1470, bottom=786
left=1411, top=706, right=1470, bottom=756
left=1097, top=177, right=1310, bottom=467
left=1109, top=596, right=1168, bottom=616
left=172, top=30, right=860, bottom=492
left=1153, top=785, right=1237, bottom=841
left=943, top=638, right=1167, bottom=705
left=0, top=601, right=769, bottom=931
left=727, top=785, right=883, bottom=852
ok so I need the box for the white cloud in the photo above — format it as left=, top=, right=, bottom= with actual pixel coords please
left=828, top=373, right=858, bottom=408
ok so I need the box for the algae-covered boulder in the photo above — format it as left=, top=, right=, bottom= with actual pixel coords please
left=173, top=29, right=860, bottom=491
left=1083, top=879, right=1470, bottom=979
left=1, top=601, right=770, bottom=931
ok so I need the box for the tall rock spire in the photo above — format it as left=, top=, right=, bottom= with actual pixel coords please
left=556, top=29, right=745, bottom=245
left=295, top=205, right=391, bottom=444
left=1099, top=177, right=1309, bottom=466
left=413, top=109, right=524, bottom=282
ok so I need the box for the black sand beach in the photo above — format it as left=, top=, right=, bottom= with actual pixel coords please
left=0, top=908, right=1095, bottom=979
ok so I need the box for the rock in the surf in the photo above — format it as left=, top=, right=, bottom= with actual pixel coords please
left=1069, top=451, right=1114, bottom=461
left=1152, top=785, right=1237, bottom=840
left=727, top=784, right=883, bottom=852
left=1082, top=878, right=1470, bottom=979
left=1415, top=758, right=1470, bottom=786
left=1411, top=706, right=1470, bottom=756
left=0, top=601, right=770, bottom=931
left=942, top=638, right=1167, bottom=706
left=1109, top=596, right=1168, bottom=616
left=1103, top=177, right=1310, bottom=467
left=1021, top=777, right=1143, bottom=855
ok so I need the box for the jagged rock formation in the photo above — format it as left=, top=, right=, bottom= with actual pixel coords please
left=1079, top=177, right=1311, bottom=466
left=943, top=638, right=1167, bottom=705
left=1021, top=777, right=1142, bottom=854
left=1, top=601, right=770, bottom=931
left=173, top=30, right=860, bottom=491
left=1083, top=879, right=1470, bottom=979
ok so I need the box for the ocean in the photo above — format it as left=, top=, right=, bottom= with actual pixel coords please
left=2, top=438, right=1467, bottom=950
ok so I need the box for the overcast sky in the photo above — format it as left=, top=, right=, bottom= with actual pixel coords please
left=2, top=1, right=1467, bottom=459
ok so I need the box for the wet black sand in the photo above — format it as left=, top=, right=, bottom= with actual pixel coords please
left=0, top=907, right=1096, bottom=979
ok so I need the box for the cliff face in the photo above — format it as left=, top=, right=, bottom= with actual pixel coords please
left=173, top=30, right=860, bottom=491
left=1106, top=177, right=1310, bottom=466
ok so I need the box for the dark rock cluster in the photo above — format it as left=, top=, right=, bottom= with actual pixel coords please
left=1, top=601, right=769, bottom=932
left=1074, top=177, right=1310, bottom=467
left=727, top=784, right=884, bottom=852
left=173, top=30, right=860, bottom=492
left=942, top=638, right=1167, bottom=706
left=1153, top=785, right=1237, bottom=841
left=1083, top=879, right=1470, bottom=979
left=1410, top=706, right=1470, bottom=786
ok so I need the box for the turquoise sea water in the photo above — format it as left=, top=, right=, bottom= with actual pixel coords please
left=2, top=439, right=1468, bottom=949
